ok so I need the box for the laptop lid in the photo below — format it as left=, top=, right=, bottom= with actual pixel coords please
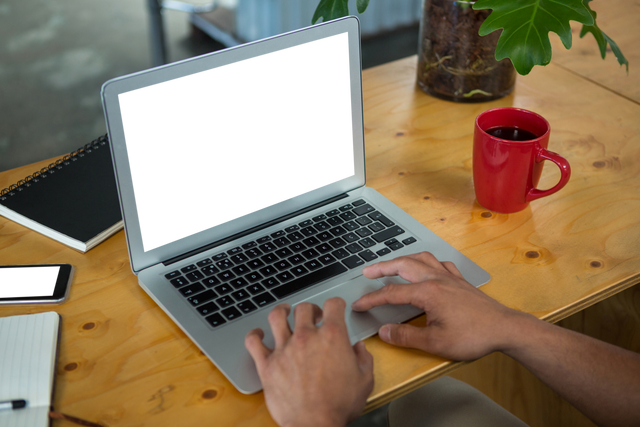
left=101, top=17, right=365, bottom=273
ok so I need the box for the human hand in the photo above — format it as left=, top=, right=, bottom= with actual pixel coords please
left=351, top=252, right=531, bottom=361
left=245, top=298, right=374, bottom=427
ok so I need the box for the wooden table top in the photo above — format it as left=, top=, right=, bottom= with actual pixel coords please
left=1, top=13, right=639, bottom=426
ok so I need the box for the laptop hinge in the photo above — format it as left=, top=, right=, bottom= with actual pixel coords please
left=162, top=193, right=350, bottom=266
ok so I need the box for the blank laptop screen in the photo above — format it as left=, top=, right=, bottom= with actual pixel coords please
left=118, top=33, right=355, bottom=252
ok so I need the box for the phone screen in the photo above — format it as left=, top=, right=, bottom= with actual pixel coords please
left=0, top=265, right=73, bottom=303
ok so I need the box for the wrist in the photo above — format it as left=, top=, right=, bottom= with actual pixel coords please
left=498, top=310, right=548, bottom=359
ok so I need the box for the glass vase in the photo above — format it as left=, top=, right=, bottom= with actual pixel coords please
left=417, top=0, right=516, bottom=103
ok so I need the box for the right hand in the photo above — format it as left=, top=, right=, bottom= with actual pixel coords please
left=351, top=252, right=531, bottom=361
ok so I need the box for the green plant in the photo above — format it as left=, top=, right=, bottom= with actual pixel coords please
left=312, top=0, right=628, bottom=76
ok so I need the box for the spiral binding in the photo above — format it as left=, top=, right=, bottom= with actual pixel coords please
left=0, top=134, right=109, bottom=201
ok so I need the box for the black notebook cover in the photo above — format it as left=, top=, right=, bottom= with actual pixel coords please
left=0, top=135, right=123, bottom=251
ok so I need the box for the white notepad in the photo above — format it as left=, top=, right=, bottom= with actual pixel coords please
left=0, top=312, right=60, bottom=427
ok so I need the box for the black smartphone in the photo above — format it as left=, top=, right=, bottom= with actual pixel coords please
left=0, top=264, right=73, bottom=304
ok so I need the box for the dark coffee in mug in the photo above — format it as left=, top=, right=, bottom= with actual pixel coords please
left=485, top=126, right=538, bottom=141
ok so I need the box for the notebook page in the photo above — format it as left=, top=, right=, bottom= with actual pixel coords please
left=0, top=312, right=60, bottom=427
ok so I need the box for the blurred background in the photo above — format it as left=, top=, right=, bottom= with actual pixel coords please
left=0, top=0, right=420, bottom=173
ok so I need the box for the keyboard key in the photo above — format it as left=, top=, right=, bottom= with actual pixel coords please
left=261, top=253, right=278, bottom=264
left=288, top=231, right=304, bottom=242
left=238, top=300, right=258, bottom=314
left=288, top=254, right=305, bottom=265
left=246, top=248, right=263, bottom=258
left=181, top=264, right=197, bottom=273
left=353, top=204, right=375, bottom=216
left=259, top=265, right=278, bottom=277
left=299, top=219, right=314, bottom=227
left=376, top=247, right=392, bottom=256
left=253, top=292, right=277, bottom=307
left=247, top=259, right=265, bottom=269
left=314, top=221, right=331, bottom=232
left=359, top=250, right=378, bottom=262
left=216, top=295, right=234, bottom=308
left=217, top=270, right=236, bottom=281
left=216, top=259, right=234, bottom=270
left=196, top=259, right=213, bottom=267
left=271, top=263, right=348, bottom=299
left=275, top=260, right=292, bottom=271
left=402, top=237, right=417, bottom=245
left=165, top=270, right=181, bottom=279
left=343, top=255, right=365, bottom=269
left=257, top=236, right=271, bottom=243
left=201, top=265, right=220, bottom=276
left=232, top=264, right=251, bottom=275
left=227, top=246, right=243, bottom=255
left=222, top=306, right=242, bottom=321
left=301, top=248, right=320, bottom=259
left=327, top=216, right=343, bottom=226
left=205, top=313, right=226, bottom=327
left=388, top=242, right=405, bottom=251
left=330, top=225, right=347, bottom=236
left=369, top=212, right=395, bottom=227
left=312, top=214, right=327, bottom=222
left=229, top=278, right=248, bottom=289
left=291, top=265, right=309, bottom=276
left=332, top=248, right=351, bottom=260
left=197, top=301, right=219, bottom=316
left=356, top=216, right=373, bottom=226
left=356, top=228, right=373, bottom=237
left=346, top=243, right=364, bottom=254
left=247, top=284, right=266, bottom=295
left=275, top=247, right=293, bottom=258
left=304, top=259, right=322, bottom=270
left=326, top=209, right=341, bottom=217
left=214, top=283, right=233, bottom=295
left=212, top=253, right=228, bottom=261
left=372, top=226, right=405, bottom=243
left=170, top=276, right=189, bottom=288
left=343, top=233, right=360, bottom=243
left=188, top=290, right=216, bottom=306
left=289, top=242, right=306, bottom=252
left=352, top=199, right=366, bottom=206
left=246, top=272, right=264, bottom=283
left=328, top=238, right=346, bottom=249
left=369, top=222, right=386, bottom=232
left=317, top=231, right=333, bottom=242
left=231, top=253, right=249, bottom=264
left=273, top=237, right=291, bottom=247
left=300, top=226, right=317, bottom=237
left=231, top=289, right=251, bottom=301
left=302, top=236, right=320, bottom=247
left=316, top=243, right=333, bottom=254
left=186, top=270, right=204, bottom=282
left=285, top=225, right=300, bottom=232
left=343, top=221, right=360, bottom=231
left=360, top=237, right=376, bottom=248
left=180, top=283, right=205, bottom=296
left=271, top=230, right=286, bottom=238
left=242, top=241, right=257, bottom=249
left=262, top=277, right=280, bottom=288
left=259, top=242, right=277, bottom=253
left=202, top=276, right=221, bottom=287
left=319, top=254, right=337, bottom=265
left=339, top=204, right=353, bottom=211
left=276, top=271, right=295, bottom=282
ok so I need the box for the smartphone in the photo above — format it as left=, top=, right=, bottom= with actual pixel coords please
left=0, top=264, right=73, bottom=304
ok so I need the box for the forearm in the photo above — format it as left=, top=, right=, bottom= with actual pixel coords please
left=503, top=313, right=640, bottom=427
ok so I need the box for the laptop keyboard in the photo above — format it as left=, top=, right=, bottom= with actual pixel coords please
left=164, top=199, right=417, bottom=328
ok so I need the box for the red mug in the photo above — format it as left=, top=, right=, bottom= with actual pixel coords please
left=473, top=108, right=571, bottom=213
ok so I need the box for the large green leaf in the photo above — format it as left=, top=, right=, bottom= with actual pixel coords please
left=473, top=0, right=594, bottom=75
left=312, top=0, right=370, bottom=24
left=579, top=0, right=628, bottom=72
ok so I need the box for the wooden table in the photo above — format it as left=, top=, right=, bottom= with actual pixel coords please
left=1, top=11, right=639, bottom=427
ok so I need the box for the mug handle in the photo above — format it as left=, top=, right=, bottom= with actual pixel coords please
left=526, top=148, right=571, bottom=202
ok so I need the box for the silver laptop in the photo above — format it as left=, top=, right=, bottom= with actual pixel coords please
left=101, top=16, right=490, bottom=394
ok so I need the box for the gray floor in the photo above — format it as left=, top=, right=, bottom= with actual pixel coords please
left=0, top=0, right=418, bottom=173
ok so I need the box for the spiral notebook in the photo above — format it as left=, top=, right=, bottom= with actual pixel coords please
left=0, top=135, right=123, bottom=252
left=0, top=312, right=60, bottom=427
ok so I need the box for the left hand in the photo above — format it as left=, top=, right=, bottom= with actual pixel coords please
left=245, top=298, right=374, bottom=427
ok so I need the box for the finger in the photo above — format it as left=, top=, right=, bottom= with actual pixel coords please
left=353, top=341, right=374, bottom=374
left=293, top=302, right=323, bottom=330
left=362, top=253, right=442, bottom=283
left=321, top=297, right=348, bottom=333
left=245, top=328, right=271, bottom=372
left=351, top=283, right=421, bottom=312
left=267, top=304, right=292, bottom=348
left=378, top=323, right=428, bottom=350
left=442, top=261, right=465, bottom=279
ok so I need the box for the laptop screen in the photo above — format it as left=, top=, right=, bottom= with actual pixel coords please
left=117, top=33, right=355, bottom=252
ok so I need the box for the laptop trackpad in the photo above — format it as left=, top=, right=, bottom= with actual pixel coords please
left=293, top=275, right=423, bottom=344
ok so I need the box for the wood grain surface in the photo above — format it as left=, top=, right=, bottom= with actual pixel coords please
left=1, top=18, right=639, bottom=427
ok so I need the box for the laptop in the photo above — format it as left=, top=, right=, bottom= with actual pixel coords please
left=101, top=16, right=490, bottom=394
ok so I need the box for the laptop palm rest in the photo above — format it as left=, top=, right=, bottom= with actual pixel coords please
left=291, top=275, right=423, bottom=343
